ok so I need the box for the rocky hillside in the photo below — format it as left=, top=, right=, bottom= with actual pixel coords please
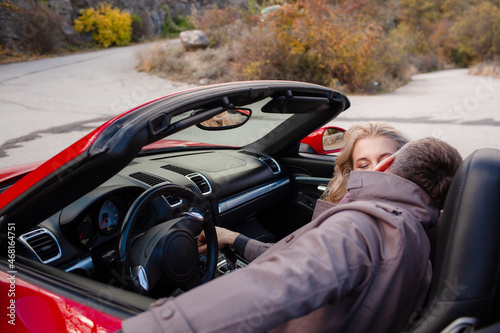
left=0, top=0, right=245, bottom=52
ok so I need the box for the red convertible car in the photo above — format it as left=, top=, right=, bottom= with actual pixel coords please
left=0, top=81, right=499, bottom=333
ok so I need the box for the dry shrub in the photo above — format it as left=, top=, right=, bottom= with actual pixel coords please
left=233, top=0, right=384, bottom=92
left=469, top=61, right=500, bottom=78
left=136, top=0, right=500, bottom=93
left=429, top=19, right=455, bottom=62
left=191, top=6, right=245, bottom=47
left=190, top=45, right=239, bottom=82
left=16, top=4, right=66, bottom=54
left=374, top=18, right=454, bottom=90
left=374, top=23, right=418, bottom=89
left=137, top=42, right=187, bottom=73
left=450, top=2, right=500, bottom=63
left=136, top=4, right=251, bottom=84
left=136, top=42, right=237, bottom=83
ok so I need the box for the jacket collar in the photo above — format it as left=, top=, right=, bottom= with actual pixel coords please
left=346, top=171, right=440, bottom=228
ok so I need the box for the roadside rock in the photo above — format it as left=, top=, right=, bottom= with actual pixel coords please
left=199, top=78, right=211, bottom=85
left=180, top=30, right=209, bottom=51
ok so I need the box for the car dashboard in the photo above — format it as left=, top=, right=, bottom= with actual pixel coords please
left=16, top=147, right=292, bottom=288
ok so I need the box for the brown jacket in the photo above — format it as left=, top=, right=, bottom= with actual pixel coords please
left=123, top=171, right=439, bottom=333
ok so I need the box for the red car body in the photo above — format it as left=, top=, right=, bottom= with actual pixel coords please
left=0, top=81, right=349, bottom=332
left=1, top=271, right=122, bottom=332
left=0, top=113, right=135, bottom=333
left=0, top=143, right=233, bottom=333
left=1, top=80, right=499, bottom=333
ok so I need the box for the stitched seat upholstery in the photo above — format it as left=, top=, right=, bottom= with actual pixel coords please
left=410, top=148, right=500, bottom=332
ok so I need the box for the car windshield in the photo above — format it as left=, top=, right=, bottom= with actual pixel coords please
left=158, top=97, right=292, bottom=147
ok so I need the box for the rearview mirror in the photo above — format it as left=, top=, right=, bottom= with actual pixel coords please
left=196, top=108, right=251, bottom=130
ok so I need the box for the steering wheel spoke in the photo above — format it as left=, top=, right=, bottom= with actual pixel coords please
left=177, top=210, right=210, bottom=236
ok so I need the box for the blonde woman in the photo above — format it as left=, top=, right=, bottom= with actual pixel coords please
left=198, top=121, right=410, bottom=254
left=322, top=121, right=410, bottom=204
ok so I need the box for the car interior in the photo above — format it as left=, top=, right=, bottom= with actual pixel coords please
left=1, top=81, right=500, bottom=332
left=11, top=126, right=339, bottom=294
left=1, top=82, right=351, bottom=320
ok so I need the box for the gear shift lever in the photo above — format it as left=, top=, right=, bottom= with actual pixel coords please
left=220, top=245, right=238, bottom=271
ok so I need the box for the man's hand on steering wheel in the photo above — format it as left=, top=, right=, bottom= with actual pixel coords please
left=198, top=226, right=240, bottom=254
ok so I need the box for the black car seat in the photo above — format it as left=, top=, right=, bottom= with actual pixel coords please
left=409, top=148, right=500, bottom=333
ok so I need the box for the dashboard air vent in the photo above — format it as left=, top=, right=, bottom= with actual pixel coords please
left=187, top=173, right=212, bottom=195
left=19, top=229, right=62, bottom=264
left=162, top=165, right=212, bottom=196
left=164, top=195, right=182, bottom=207
left=259, top=157, right=281, bottom=174
left=238, top=150, right=264, bottom=159
left=161, top=164, right=192, bottom=176
left=238, top=150, right=281, bottom=174
left=130, top=172, right=169, bottom=186
left=129, top=172, right=181, bottom=206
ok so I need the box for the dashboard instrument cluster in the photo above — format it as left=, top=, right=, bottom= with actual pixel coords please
left=60, top=188, right=160, bottom=250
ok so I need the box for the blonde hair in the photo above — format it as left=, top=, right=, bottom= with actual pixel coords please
left=323, top=121, right=410, bottom=203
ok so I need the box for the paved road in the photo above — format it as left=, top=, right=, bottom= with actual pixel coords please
left=1, top=43, right=499, bottom=168
left=331, top=69, right=500, bottom=159
left=0, top=43, right=194, bottom=168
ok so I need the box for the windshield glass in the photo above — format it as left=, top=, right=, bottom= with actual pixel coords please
left=161, top=98, right=292, bottom=147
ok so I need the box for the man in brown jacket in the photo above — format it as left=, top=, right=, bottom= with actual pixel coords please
left=122, top=137, right=462, bottom=333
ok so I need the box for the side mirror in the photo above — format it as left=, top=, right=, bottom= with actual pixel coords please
left=300, top=126, right=345, bottom=154
left=196, top=108, right=251, bottom=130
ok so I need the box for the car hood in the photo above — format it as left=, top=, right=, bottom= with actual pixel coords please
left=0, top=81, right=349, bottom=232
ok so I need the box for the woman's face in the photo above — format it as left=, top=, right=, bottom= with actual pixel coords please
left=352, top=135, right=399, bottom=171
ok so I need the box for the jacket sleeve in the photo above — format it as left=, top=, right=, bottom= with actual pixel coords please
left=122, top=212, right=376, bottom=333
left=242, top=237, right=273, bottom=262
left=232, top=200, right=337, bottom=262
left=232, top=234, right=273, bottom=262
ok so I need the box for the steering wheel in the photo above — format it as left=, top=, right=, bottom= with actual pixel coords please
left=118, top=183, right=218, bottom=294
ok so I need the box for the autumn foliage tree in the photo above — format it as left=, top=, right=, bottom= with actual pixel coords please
left=139, top=0, right=500, bottom=92
left=233, top=0, right=384, bottom=92
left=73, top=2, right=132, bottom=48
left=451, top=2, right=500, bottom=62
left=191, top=5, right=243, bottom=47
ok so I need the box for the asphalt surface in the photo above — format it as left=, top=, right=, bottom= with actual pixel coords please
left=332, top=69, right=500, bottom=159
left=0, top=42, right=194, bottom=168
left=0, top=42, right=499, bottom=168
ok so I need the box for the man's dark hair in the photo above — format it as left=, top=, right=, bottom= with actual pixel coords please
left=388, top=137, right=462, bottom=209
